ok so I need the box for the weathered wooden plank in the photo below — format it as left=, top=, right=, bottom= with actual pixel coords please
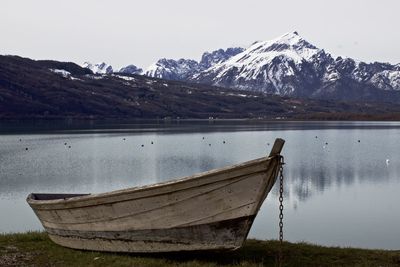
left=46, top=216, right=255, bottom=253
left=269, top=138, right=285, bottom=157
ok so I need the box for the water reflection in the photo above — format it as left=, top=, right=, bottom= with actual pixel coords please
left=2, top=120, right=400, bottom=134
left=1, top=121, right=400, bottom=249
left=286, top=160, right=393, bottom=202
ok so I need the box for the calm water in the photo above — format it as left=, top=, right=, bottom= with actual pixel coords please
left=0, top=120, right=399, bottom=250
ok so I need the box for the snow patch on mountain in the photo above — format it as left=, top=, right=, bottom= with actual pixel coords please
left=112, top=74, right=136, bottom=81
left=82, top=62, right=113, bottom=74
left=85, top=74, right=106, bottom=80
left=369, top=70, right=400, bottom=90
left=50, top=68, right=82, bottom=81
left=50, top=69, right=71, bottom=78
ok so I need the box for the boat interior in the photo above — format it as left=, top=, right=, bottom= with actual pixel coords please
left=29, top=193, right=90, bottom=200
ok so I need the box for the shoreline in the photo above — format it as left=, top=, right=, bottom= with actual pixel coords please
left=2, top=115, right=400, bottom=121
left=1, top=119, right=400, bottom=136
left=1, top=232, right=399, bottom=266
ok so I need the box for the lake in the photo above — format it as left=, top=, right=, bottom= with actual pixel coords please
left=0, top=120, right=399, bottom=250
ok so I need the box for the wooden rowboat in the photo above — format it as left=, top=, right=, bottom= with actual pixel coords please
left=27, top=138, right=285, bottom=253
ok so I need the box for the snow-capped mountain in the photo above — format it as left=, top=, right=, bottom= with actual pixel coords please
left=81, top=32, right=400, bottom=102
left=144, top=47, right=244, bottom=81
left=194, top=31, right=323, bottom=96
left=192, top=32, right=400, bottom=99
left=118, top=64, right=143, bottom=75
left=142, top=32, right=333, bottom=97
left=145, top=58, right=199, bottom=80
left=82, top=62, right=113, bottom=74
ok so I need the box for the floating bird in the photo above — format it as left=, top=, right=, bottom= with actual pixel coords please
left=151, top=141, right=154, bottom=144
left=325, top=142, right=328, bottom=145
left=267, top=143, right=270, bottom=146
left=64, top=143, right=67, bottom=145
left=202, top=137, right=205, bottom=140
left=25, top=147, right=28, bottom=151
left=386, top=159, right=390, bottom=165
left=141, top=144, right=144, bottom=147
left=68, top=146, right=71, bottom=148
left=223, top=141, right=226, bottom=144
left=315, top=136, right=318, bottom=139
left=209, top=144, right=211, bottom=146
left=19, top=139, right=22, bottom=142
left=123, top=138, right=126, bottom=141
left=358, top=140, right=360, bottom=143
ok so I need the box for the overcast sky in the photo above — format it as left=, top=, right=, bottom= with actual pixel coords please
left=1, top=0, right=399, bottom=69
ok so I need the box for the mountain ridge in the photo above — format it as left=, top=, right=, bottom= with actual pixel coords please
left=2, top=54, right=400, bottom=120
left=82, top=32, right=400, bottom=103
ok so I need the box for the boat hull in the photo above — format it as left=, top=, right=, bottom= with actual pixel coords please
left=45, top=215, right=255, bottom=252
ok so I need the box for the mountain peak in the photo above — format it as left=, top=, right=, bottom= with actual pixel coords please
left=145, top=58, right=199, bottom=80
left=268, top=31, right=315, bottom=48
left=238, top=31, right=319, bottom=63
left=280, top=31, right=300, bottom=39
left=82, top=61, right=113, bottom=74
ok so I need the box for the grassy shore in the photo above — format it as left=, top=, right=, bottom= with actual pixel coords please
left=0, top=232, right=399, bottom=267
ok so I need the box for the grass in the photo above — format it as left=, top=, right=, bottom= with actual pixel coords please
left=0, top=232, right=399, bottom=267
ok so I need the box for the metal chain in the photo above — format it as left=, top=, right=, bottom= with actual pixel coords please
left=278, top=156, right=285, bottom=267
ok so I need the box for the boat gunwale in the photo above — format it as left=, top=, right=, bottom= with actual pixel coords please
left=27, top=155, right=277, bottom=207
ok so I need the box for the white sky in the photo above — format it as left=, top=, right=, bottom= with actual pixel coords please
left=1, top=0, right=399, bottom=69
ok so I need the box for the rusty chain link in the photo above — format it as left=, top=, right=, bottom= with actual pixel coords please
left=278, top=156, right=285, bottom=267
